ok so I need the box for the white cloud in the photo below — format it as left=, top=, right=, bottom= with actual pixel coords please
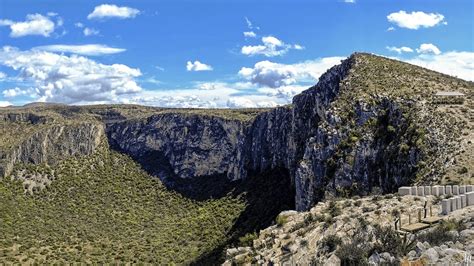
left=0, top=46, right=142, bottom=104
left=34, top=44, right=125, bottom=56
left=196, top=82, right=227, bottom=90
left=83, top=27, right=100, bottom=36
left=387, top=26, right=395, bottom=31
left=416, top=43, right=441, bottom=55
left=226, top=97, right=276, bottom=108
left=344, top=0, right=356, bottom=3
left=238, top=57, right=344, bottom=88
left=0, top=71, right=6, bottom=80
left=402, top=51, right=474, bottom=81
left=56, top=17, right=64, bottom=27
left=0, top=13, right=55, bottom=37
left=2, top=87, right=29, bottom=97
left=0, top=101, right=13, bottom=107
left=75, top=22, right=84, bottom=28
left=241, top=36, right=303, bottom=57
left=259, top=85, right=309, bottom=101
left=88, top=4, right=140, bottom=20
left=386, top=46, right=414, bottom=54
left=243, top=31, right=256, bottom=38
left=186, top=61, right=213, bottom=71
left=387, top=11, right=446, bottom=30
left=143, top=77, right=162, bottom=85
left=245, top=17, right=259, bottom=30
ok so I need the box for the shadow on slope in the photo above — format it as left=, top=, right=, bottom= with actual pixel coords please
left=109, top=147, right=296, bottom=264
left=192, top=168, right=295, bottom=265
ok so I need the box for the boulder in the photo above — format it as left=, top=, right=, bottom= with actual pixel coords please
left=324, top=254, right=341, bottom=266
left=420, top=248, right=439, bottom=263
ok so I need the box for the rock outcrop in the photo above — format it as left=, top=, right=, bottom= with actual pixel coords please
left=0, top=114, right=104, bottom=177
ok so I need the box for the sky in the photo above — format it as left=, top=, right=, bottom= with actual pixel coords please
left=0, top=0, right=473, bottom=108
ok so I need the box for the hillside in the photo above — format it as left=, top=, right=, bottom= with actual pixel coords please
left=0, top=52, right=472, bottom=264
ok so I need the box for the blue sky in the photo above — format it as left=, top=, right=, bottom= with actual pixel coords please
left=0, top=0, right=472, bottom=107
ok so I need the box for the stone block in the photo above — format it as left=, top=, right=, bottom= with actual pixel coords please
left=411, top=186, right=417, bottom=196
left=459, top=185, right=466, bottom=194
left=441, top=199, right=450, bottom=215
left=398, top=187, right=412, bottom=196
left=432, top=186, right=441, bottom=196
left=445, top=186, right=452, bottom=196
left=417, top=187, right=425, bottom=196
left=460, top=195, right=466, bottom=208
left=424, top=186, right=431, bottom=196
left=453, top=185, right=459, bottom=195
left=466, top=185, right=473, bottom=192
left=456, top=196, right=462, bottom=210
left=466, top=192, right=474, bottom=206
left=450, top=197, right=457, bottom=211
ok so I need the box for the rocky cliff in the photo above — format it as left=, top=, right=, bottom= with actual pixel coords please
left=1, top=52, right=471, bottom=212
left=0, top=113, right=104, bottom=177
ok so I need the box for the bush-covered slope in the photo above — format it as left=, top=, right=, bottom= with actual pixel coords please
left=0, top=141, right=294, bottom=264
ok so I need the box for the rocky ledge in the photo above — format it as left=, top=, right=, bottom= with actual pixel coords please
left=224, top=194, right=474, bottom=265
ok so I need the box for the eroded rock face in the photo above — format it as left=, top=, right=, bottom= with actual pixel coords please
left=294, top=100, right=424, bottom=210
left=0, top=122, right=104, bottom=178
left=107, top=113, right=248, bottom=180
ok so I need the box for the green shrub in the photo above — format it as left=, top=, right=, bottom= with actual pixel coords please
left=417, top=219, right=463, bottom=246
left=326, top=201, right=342, bottom=217
left=276, top=214, right=288, bottom=227
left=238, top=232, right=257, bottom=247
left=320, top=235, right=342, bottom=252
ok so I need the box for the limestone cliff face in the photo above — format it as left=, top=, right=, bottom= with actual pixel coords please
left=294, top=99, right=424, bottom=210
left=245, top=106, right=293, bottom=174
left=107, top=113, right=248, bottom=181
left=0, top=115, right=104, bottom=178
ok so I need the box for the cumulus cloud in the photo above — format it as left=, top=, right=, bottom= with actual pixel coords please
left=238, top=57, right=344, bottom=88
left=386, top=46, right=414, bottom=54
left=0, top=71, right=6, bottom=80
left=33, top=44, right=125, bottom=56
left=0, top=13, right=55, bottom=37
left=241, top=36, right=303, bottom=57
left=0, top=46, right=142, bottom=104
left=2, top=87, right=30, bottom=98
left=88, top=4, right=140, bottom=20
left=134, top=95, right=219, bottom=108
left=0, top=101, right=13, bottom=107
left=243, top=31, right=256, bottom=38
left=416, top=43, right=441, bottom=55
left=186, top=61, right=213, bottom=71
left=403, top=51, right=474, bottom=81
left=387, top=11, right=446, bottom=30
left=83, top=27, right=100, bottom=36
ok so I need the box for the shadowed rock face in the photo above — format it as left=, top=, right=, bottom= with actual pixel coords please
left=107, top=113, right=248, bottom=181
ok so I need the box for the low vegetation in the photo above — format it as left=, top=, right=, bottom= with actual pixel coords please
left=0, top=141, right=293, bottom=264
